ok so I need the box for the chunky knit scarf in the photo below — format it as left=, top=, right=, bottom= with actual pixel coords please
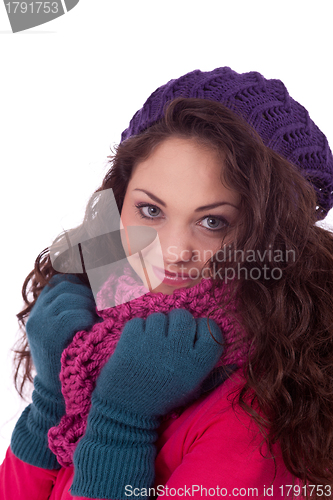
left=48, top=266, right=247, bottom=467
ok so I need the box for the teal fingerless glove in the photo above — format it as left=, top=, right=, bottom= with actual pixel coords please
left=71, top=309, right=224, bottom=499
left=11, top=274, right=99, bottom=469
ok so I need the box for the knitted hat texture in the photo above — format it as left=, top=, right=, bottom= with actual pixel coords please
left=48, top=265, right=246, bottom=467
left=121, top=67, right=333, bottom=218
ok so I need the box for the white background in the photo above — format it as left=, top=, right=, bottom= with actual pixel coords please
left=0, top=0, right=333, bottom=463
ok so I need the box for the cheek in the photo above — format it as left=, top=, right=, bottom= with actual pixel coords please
left=120, top=198, right=133, bottom=227
left=197, top=240, right=224, bottom=266
left=196, top=233, right=223, bottom=253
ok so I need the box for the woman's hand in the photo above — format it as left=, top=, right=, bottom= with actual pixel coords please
left=71, top=309, right=224, bottom=499
left=11, top=274, right=99, bottom=470
left=26, top=274, right=99, bottom=395
left=95, top=308, right=225, bottom=417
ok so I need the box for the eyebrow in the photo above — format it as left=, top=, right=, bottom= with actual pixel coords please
left=133, top=188, right=239, bottom=211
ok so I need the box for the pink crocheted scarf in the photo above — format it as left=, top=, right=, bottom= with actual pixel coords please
left=48, top=266, right=246, bottom=468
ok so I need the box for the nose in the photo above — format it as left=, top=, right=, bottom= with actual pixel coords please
left=159, top=224, right=195, bottom=267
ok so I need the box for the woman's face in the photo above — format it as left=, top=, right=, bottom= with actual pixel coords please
left=120, top=136, right=240, bottom=295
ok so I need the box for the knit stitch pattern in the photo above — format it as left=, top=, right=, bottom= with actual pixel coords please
left=121, top=67, right=333, bottom=218
left=48, top=265, right=246, bottom=467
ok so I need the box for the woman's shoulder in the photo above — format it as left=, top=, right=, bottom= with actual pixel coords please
left=182, top=370, right=250, bottom=430
left=154, top=370, right=296, bottom=494
left=157, top=370, right=249, bottom=446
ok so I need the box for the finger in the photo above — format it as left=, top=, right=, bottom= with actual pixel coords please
left=194, top=318, right=224, bottom=362
left=144, top=313, right=169, bottom=340
left=118, top=317, right=145, bottom=346
left=48, top=293, right=96, bottom=316
left=57, top=309, right=97, bottom=330
left=166, top=309, right=197, bottom=347
left=196, top=317, right=224, bottom=344
left=34, top=278, right=93, bottom=310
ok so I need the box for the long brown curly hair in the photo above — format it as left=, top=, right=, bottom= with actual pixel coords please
left=14, top=98, right=333, bottom=495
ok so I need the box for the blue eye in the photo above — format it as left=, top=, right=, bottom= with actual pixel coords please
left=134, top=203, right=229, bottom=232
left=144, top=206, right=160, bottom=217
left=135, top=203, right=161, bottom=219
left=200, top=216, right=229, bottom=232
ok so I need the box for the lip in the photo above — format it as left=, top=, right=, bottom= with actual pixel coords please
left=152, top=265, right=195, bottom=286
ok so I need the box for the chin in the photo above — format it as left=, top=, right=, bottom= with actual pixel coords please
left=151, top=279, right=201, bottom=295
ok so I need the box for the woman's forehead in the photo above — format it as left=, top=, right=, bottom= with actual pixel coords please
left=128, top=138, right=224, bottom=188
left=128, top=137, right=240, bottom=207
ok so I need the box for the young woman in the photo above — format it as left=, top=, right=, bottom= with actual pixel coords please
left=1, top=67, right=333, bottom=499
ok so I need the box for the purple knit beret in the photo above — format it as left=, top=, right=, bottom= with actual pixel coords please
left=121, top=67, right=333, bottom=219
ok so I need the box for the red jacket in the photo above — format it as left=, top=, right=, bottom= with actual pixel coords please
left=0, top=373, right=298, bottom=499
